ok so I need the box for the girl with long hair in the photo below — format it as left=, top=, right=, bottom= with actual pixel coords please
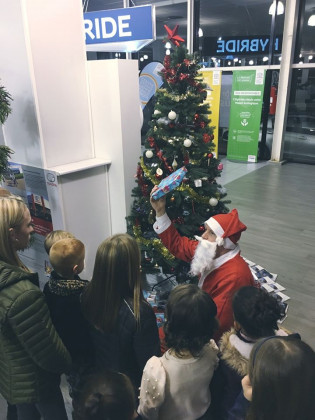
left=229, top=335, right=315, bottom=420
left=81, top=233, right=160, bottom=389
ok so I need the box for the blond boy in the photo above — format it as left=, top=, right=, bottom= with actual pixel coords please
left=44, top=230, right=75, bottom=255
left=43, top=238, right=91, bottom=377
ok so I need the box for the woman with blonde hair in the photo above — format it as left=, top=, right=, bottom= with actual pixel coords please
left=0, top=195, right=71, bottom=420
left=81, top=234, right=160, bottom=389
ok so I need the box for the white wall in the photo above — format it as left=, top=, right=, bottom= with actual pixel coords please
left=88, top=59, right=142, bottom=234
left=0, top=0, right=94, bottom=168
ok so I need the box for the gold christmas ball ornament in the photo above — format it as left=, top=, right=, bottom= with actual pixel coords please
left=145, top=150, right=153, bottom=158
left=183, top=139, right=192, bottom=148
left=168, top=110, right=177, bottom=120
left=209, top=197, right=218, bottom=206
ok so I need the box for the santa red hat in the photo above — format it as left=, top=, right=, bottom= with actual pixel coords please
left=205, top=209, right=247, bottom=249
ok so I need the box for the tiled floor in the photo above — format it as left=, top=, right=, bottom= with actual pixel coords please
left=217, top=156, right=269, bottom=185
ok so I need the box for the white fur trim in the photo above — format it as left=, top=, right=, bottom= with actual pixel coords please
left=206, top=217, right=236, bottom=249
left=215, top=237, right=224, bottom=246
left=153, top=213, right=171, bottom=234
left=206, top=217, right=224, bottom=237
left=213, top=245, right=240, bottom=270
left=223, top=237, right=237, bottom=250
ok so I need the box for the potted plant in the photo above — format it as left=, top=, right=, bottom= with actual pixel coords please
left=0, top=82, right=14, bottom=179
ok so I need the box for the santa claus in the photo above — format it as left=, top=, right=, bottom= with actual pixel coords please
left=150, top=189, right=255, bottom=340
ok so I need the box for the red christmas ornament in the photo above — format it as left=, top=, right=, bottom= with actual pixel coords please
left=148, top=136, right=155, bottom=147
left=164, top=55, right=171, bottom=68
left=203, top=133, right=211, bottom=143
left=184, top=152, right=190, bottom=165
left=164, top=24, right=185, bottom=47
left=184, top=59, right=191, bottom=66
left=207, top=153, right=213, bottom=159
left=194, top=113, right=199, bottom=120
left=199, top=225, right=205, bottom=232
left=179, top=73, right=189, bottom=81
left=169, top=123, right=175, bottom=128
left=200, top=121, right=206, bottom=128
left=210, top=134, right=214, bottom=141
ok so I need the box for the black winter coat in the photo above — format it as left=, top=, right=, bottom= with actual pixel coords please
left=89, top=297, right=161, bottom=389
left=43, top=271, right=92, bottom=365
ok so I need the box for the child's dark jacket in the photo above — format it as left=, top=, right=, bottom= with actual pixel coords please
left=43, top=271, right=92, bottom=364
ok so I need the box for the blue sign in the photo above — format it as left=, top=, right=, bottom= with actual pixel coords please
left=204, top=35, right=282, bottom=57
left=84, top=5, right=155, bottom=52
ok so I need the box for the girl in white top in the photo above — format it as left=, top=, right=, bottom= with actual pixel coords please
left=138, top=284, right=219, bottom=420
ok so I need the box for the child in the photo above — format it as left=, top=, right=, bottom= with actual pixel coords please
left=229, top=336, right=315, bottom=420
left=138, top=283, right=219, bottom=420
left=44, top=229, right=75, bottom=254
left=81, top=234, right=160, bottom=391
left=72, top=369, right=138, bottom=420
left=211, top=286, right=288, bottom=419
left=44, top=238, right=92, bottom=390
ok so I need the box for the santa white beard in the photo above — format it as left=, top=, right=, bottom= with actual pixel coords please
left=190, top=236, right=218, bottom=277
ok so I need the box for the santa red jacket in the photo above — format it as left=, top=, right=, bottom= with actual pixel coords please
left=154, top=214, right=255, bottom=340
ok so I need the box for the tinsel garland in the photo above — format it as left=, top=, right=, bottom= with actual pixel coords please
left=177, top=184, right=220, bottom=204
left=157, top=89, right=200, bottom=102
left=133, top=224, right=175, bottom=261
left=140, top=157, right=159, bottom=184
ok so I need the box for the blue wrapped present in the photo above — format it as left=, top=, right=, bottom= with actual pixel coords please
left=151, top=166, right=187, bottom=200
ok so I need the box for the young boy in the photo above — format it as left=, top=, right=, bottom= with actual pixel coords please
left=44, top=238, right=92, bottom=392
left=44, top=229, right=75, bottom=254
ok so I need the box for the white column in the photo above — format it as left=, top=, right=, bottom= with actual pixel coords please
left=270, top=0, right=299, bottom=162
left=187, top=0, right=194, bottom=54
left=87, top=60, right=142, bottom=234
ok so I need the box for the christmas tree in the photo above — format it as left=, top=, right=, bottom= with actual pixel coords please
left=127, top=26, right=230, bottom=280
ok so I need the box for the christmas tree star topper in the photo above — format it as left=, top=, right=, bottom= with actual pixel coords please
left=164, top=24, right=185, bottom=47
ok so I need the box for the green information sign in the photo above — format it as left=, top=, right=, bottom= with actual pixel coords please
left=227, top=69, right=265, bottom=162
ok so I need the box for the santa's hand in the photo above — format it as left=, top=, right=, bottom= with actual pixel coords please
left=150, top=187, right=166, bottom=217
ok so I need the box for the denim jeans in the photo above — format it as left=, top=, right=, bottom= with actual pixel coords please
left=16, top=386, right=68, bottom=420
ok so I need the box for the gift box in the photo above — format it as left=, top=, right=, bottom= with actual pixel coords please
left=151, top=166, right=187, bottom=200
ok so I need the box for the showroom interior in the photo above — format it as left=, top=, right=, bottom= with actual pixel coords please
left=0, top=0, right=315, bottom=418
